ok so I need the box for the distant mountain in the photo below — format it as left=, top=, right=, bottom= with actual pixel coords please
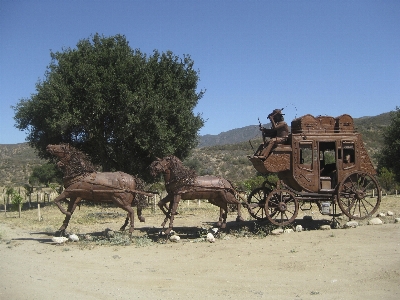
left=198, top=112, right=392, bottom=148
left=198, top=124, right=266, bottom=148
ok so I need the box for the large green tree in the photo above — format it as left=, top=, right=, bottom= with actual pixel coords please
left=14, top=34, right=204, bottom=181
left=377, top=107, right=400, bottom=183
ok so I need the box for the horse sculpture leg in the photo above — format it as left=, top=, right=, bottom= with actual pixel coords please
left=164, top=194, right=181, bottom=235
left=220, top=203, right=228, bottom=229
left=56, top=197, right=81, bottom=236
left=158, top=194, right=174, bottom=227
left=112, top=194, right=136, bottom=235
left=137, top=207, right=145, bottom=222
left=54, top=192, right=72, bottom=216
left=120, top=206, right=145, bottom=231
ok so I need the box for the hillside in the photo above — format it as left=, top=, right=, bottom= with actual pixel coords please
left=0, top=143, right=45, bottom=186
left=0, top=112, right=391, bottom=187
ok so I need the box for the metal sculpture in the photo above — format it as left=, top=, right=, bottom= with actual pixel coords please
left=247, top=109, right=381, bottom=226
left=150, top=156, right=245, bottom=234
left=46, top=144, right=153, bottom=236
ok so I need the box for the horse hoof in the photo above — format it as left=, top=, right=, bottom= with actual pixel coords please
left=220, top=223, right=226, bottom=229
left=119, top=226, right=126, bottom=231
left=138, top=216, right=145, bottom=222
left=164, top=228, right=172, bottom=235
left=55, top=230, right=67, bottom=237
left=236, top=216, right=245, bottom=222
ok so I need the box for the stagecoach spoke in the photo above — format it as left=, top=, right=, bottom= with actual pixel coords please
left=338, top=172, right=381, bottom=220
left=247, top=187, right=271, bottom=221
left=265, top=189, right=298, bottom=226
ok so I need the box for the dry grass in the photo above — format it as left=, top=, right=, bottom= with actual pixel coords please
left=0, top=195, right=398, bottom=246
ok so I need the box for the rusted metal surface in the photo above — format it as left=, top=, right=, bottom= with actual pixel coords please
left=46, top=144, right=150, bottom=236
left=150, top=156, right=245, bottom=234
left=248, top=109, right=381, bottom=226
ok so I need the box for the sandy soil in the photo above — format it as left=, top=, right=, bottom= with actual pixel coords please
left=1, top=199, right=399, bottom=300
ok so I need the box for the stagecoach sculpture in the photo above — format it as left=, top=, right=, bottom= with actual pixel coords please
left=246, top=109, right=381, bottom=226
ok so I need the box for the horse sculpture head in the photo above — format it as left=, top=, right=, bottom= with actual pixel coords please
left=149, top=157, right=169, bottom=177
left=46, top=144, right=70, bottom=159
left=150, top=156, right=197, bottom=184
left=46, top=143, right=96, bottom=178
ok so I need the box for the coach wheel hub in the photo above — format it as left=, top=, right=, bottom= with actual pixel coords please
left=355, top=190, right=365, bottom=200
left=278, top=202, right=287, bottom=212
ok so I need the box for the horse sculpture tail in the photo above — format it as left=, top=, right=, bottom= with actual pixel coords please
left=134, top=177, right=148, bottom=209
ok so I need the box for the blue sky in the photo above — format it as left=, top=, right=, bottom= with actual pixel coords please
left=1, top=0, right=399, bottom=144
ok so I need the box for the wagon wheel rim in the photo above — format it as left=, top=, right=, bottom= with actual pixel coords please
left=337, top=172, right=381, bottom=220
left=247, top=187, right=272, bottom=220
left=265, top=189, right=298, bottom=226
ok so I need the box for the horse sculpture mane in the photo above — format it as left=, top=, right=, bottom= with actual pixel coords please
left=162, top=155, right=197, bottom=184
left=54, top=144, right=97, bottom=180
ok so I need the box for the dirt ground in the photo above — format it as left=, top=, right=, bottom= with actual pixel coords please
left=1, top=196, right=400, bottom=300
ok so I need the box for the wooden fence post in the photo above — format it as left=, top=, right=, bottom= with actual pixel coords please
left=152, top=195, right=156, bottom=213
left=38, top=203, right=41, bottom=221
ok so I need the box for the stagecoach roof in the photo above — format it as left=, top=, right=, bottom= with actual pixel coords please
left=291, top=114, right=354, bottom=134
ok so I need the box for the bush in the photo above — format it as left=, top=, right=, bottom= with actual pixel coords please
left=11, top=192, right=24, bottom=217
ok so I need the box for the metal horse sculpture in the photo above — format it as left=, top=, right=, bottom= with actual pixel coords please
left=47, top=144, right=152, bottom=236
left=150, top=156, right=245, bottom=234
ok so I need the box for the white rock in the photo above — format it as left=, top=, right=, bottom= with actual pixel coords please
left=377, top=212, right=386, bottom=217
left=368, top=218, right=383, bottom=225
left=169, top=235, right=180, bottom=242
left=211, top=228, right=219, bottom=234
left=387, top=211, right=394, bottom=216
left=394, top=218, right=400, bottom=223
left=206, top=233, right=215, bottom=243
left=68, top=234, right=79, bottom=242
left=284, top=228, right=294, bottom=233
left=320, top=225, right=331, bottom=230
left=52, top=237, right=68, bottom=244
left=295, top=225, right=303, bottom=232
left=344, top=221, right=358, bottom=228
left=271, top=228, right=284, bottom=235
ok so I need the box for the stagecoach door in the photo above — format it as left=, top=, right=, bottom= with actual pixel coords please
left=318, top=142, right=337, bottom=191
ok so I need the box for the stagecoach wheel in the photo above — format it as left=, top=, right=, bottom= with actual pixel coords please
left=265, top=189, right=298, bottom=226
left=247, top=187, right=272, bottom=220
left=337, top=172, right=381, bottom=220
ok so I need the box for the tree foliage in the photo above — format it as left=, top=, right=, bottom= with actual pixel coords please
left=377, top=167, right=396, bottom=192
left=29, top=163, right=63, bottom=186
left=14, top=34, right=204, bottom=181
left=377, top=107, right=400, bottom=183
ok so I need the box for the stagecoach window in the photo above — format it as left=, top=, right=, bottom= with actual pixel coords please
left=343, top=142, right=355, bottom=166
left=299, top=143, right=313, bottom=165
